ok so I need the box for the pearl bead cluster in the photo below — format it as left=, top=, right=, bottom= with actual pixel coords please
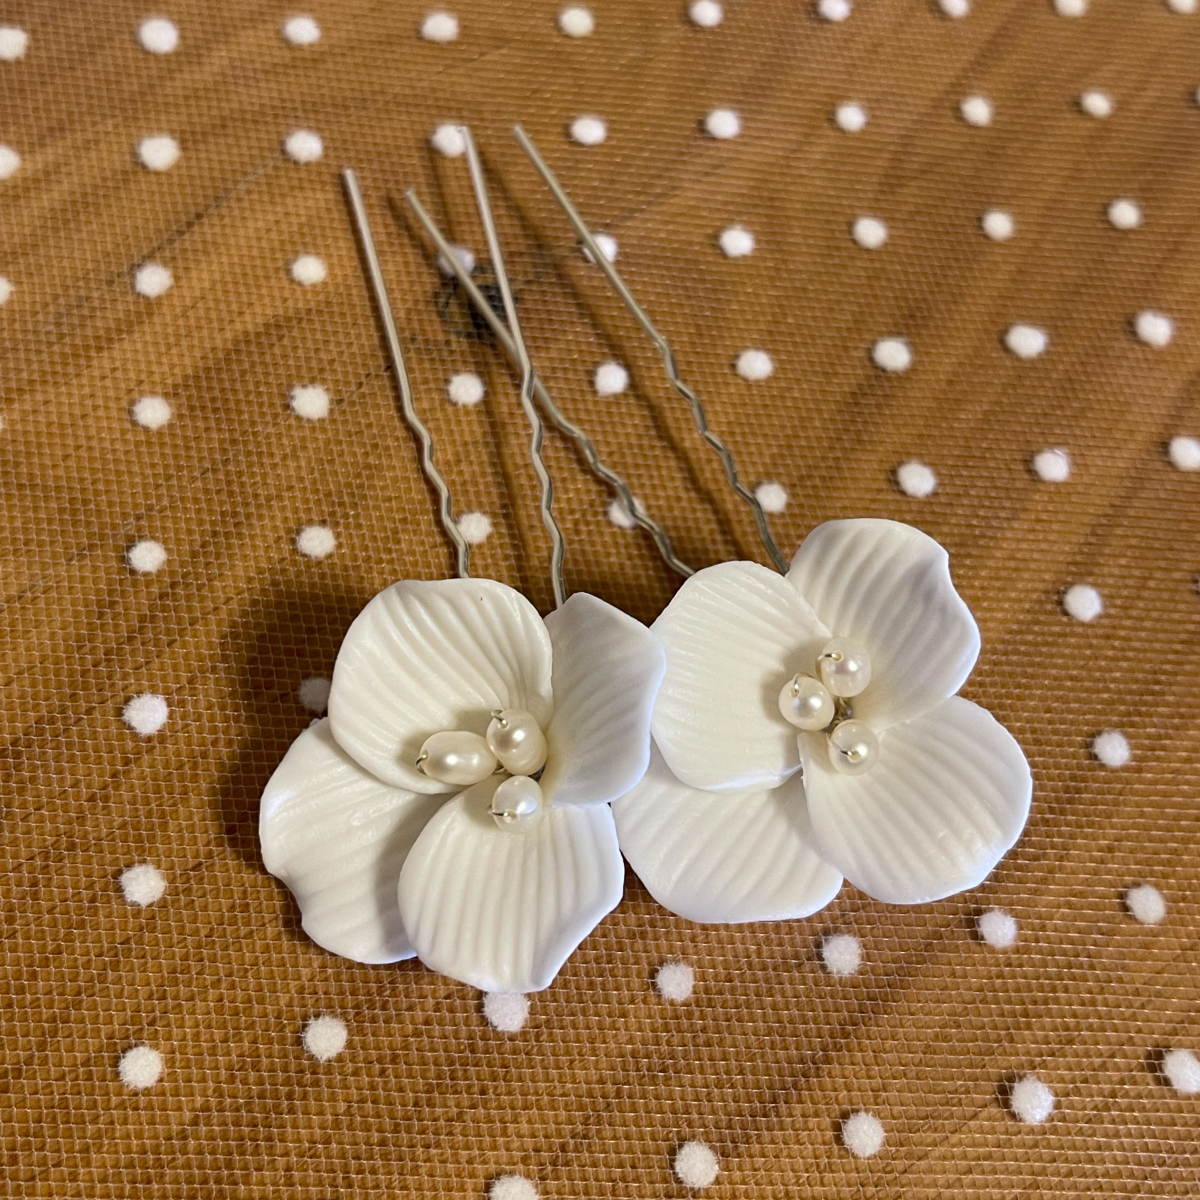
left=416, top=710, right=549, bottom=831
left=778, top=639, right=879, bottom=776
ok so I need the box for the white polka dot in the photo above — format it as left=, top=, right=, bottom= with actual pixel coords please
left=118, top=1045, right=164, bottom=1090
left=1079, top=89, right=1114, bottom=118
left=1004, top=324, right=1049, bottom=359
left=490, top=1175, right=539, bottom=1200
left=569, top=115, right=607, bottom=145
left=960, top=95, right=994, bottom=127
left=977, top=908, right=1018, bottom=948
left=282, top=14, right=321, bottom=45
left=298, top=676, right=331, bottom=713
left=137, top=134, right=180, bottom=172
left=130, top=395, right=173, bottom=429
left=302, top=1014, right=348, bottom=1061
left=1062, top=582, right=1102, bottom=622
left=119, top=863, right=167, bottom=907
left=607, top=495, right=646, bottom=530
left=581, top=233, right=618, bottom=264
left=718, top=224, right=755, bottom=257
left=430, top=123, right=467, bottom=157
left=290, top=383, right=330, bottom=420
left=1163, top=1048, right=1200, bottom=1094
left=593, top=361, right=630, bottom=396
left=1054, top=0, right=1087, bottom=14
left=1010, top=1074, right=1055, bottom=1124
left=1125, top=883, right=1166, bottom=925
left=689, top=0, right=724, bottom=27
left=284, top=129, right=324, bottom=164
left=447, top=372, right=485, bottom=407
left=483, top=992, right=529, bottom=1032
left=755, top=481, right=788, bottom=513
left=0, top=26, right=29, bottom=61
left=1134, top=310, right=1174, bottom=348
left=817, top=0, right=852, bottom=19
left=655, top=960, right=695, bottom=1001
left=820, top=933, right=862, bottom=977
left=0, top=276, right=13, bottom=305
left=1031, top=447, right=1071, bottom=482
left=457, top=511, right=493, bottom=545
left=296, top=524, right=336, bottom=559
left=851, top=215, right=888, bottom=249
left=558, top=6, right=595, bottom=36
left=420, top=11, right=460, bottom=42
left=126, top=539, right=168, bottom=574
left=841, top=1111, right=885, bottom=1158
left=0, top=144, right=20, bottom=179
left=123, top=693, right=169, bottom=736
left=1092, top=729, right=1130, bottom=768
left=1168, top=435, right=1200, bottom=471
left=938, top=0, right=971, bottom=16
left=138, top=17, right=179, bottom=55
left=673, top=1141, right=718, bottom=1188
left=1107, top=198, right=1142, bottom=230
left=833, top=102, right=868, bottom=132
left=981, top=209, right=1015, bottom=241
left=704, top=108, right=741, bottom=139
left=872, top=337, right=912, bottom=373
left=1165, top=0, right=1196, bottom=12
left=735, top=349, right=774, bottom=381
left=290, top=255, right=327, bottom=286
left=134, top=262, right=173, bottom=298
left=436, top=244, right=475, bottom=277
left=895, top=459, right=937, bottom=497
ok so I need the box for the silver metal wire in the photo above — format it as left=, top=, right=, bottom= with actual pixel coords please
left=342, top=168, right=472, bottom=578
left=512, top=124, right=789, bottom=575
left=402, top=189, right=694, bottom=579
left=460, top=129, right=567, bottom=608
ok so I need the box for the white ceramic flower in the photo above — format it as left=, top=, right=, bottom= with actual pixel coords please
left=260, top=578, right=665, bottom=992
left=613, top=518, right=1032, bottom=918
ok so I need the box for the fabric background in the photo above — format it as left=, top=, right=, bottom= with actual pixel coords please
left=2, top=1, right=1198, bottom=1195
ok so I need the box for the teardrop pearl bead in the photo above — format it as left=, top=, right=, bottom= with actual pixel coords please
left=817, top=638, right=873, bottom=698
left=416, top=730, right=497, bottom=786
left=826, top=720, right=879, bottom=776
left=778, top=674, right=835, bottom=731
left=486, top=709, right=548, bottom=777
left=490, top=774, right=545, bottom=832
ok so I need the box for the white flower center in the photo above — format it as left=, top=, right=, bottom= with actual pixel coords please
left=778, top=638, right=879, bottom=776
left=416, top=708, right=548, bottom=830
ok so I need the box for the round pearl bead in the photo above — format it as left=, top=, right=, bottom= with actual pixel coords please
left=827, top=720, right=879, bottom=776
left=486, top=709, right=548, bottom=777
left=778, top=674, right=835, bottom=731
left=817, top=638, right=872, bottom=698
left=416, top=730, right=497, bottom=786
left=490, top=774, right=545, bottom=831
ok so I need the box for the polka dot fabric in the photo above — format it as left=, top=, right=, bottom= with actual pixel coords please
left=0, top=3, right=1196, bottom=1198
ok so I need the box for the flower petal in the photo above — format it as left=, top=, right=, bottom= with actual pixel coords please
left=786, top=519, right=980, bottom=728
left=328, top=578, right=553, bottom=793
left=802, top=696, right=1032, bottom=904
left=259, top=719, right=445, bottom=963
left=651, top=561, right=828, bottom=792
left=613, top=746, right=842, bottom=923
left=397, top=777, right=624, bottom=992
left=540, top=592, right=665, bottom=807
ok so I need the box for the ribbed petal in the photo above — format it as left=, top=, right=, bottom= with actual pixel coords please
left=613, top=746, right=842, bottom=923
left=540, top=592, right=665, bottom=807
left=786, top=519, right=980, bottom=729
left=328, top=578, right=553, bottom=793
left=651, top=561, right=828, bottom=792
left=260, top=719, right=445, bottom=963
left=802, top=696, right=1032, bottom=905
left=397, top=777, right=625, bottom=992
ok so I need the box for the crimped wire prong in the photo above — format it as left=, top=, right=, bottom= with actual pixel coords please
left=459, top=128, right=567, bottom=608
left=402, top=189, right=694, bottom=579
left=512, top=124, right=789, bottom=575
left=342, top=168, right=471, bottom=577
